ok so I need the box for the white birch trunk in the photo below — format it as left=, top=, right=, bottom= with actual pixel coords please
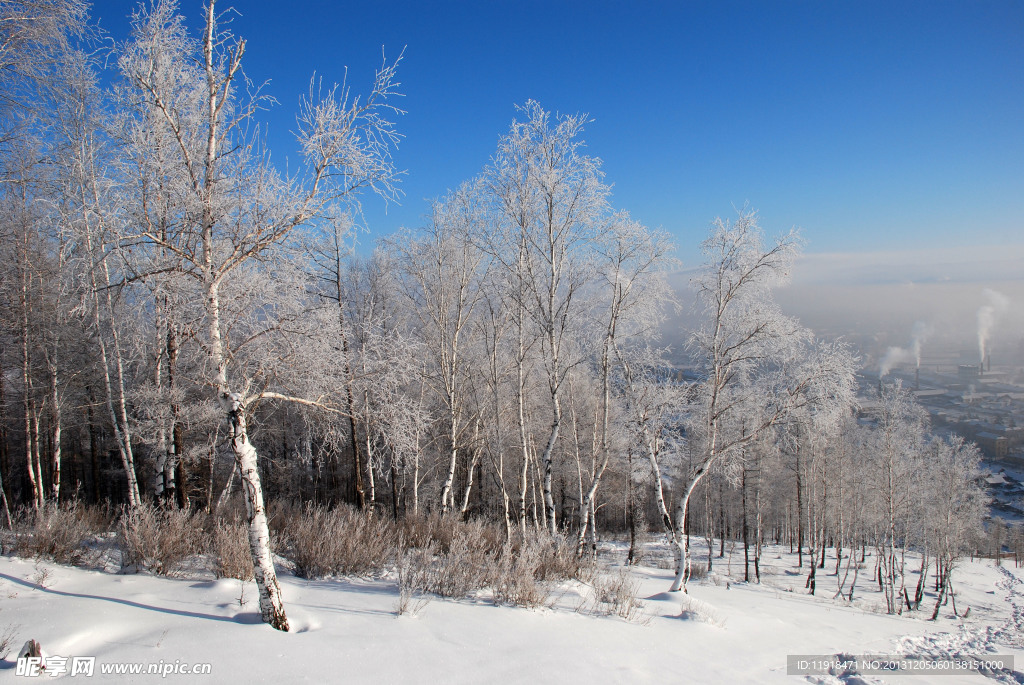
left=208, top=276, right=289, bottom=630
left=224, top=394, right=289, bottom=631
left=458, top=419, right=482, bottom=516
left=48, top=361, right=61, bottom=502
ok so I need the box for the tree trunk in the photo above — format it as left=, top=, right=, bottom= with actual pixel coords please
left=0, top=356, right=10, bottom=510
left=47, top=356, right=61, bottom=502
left=21, top=264, right=44, bottom=509
left=458, top=420, right=482, bottom=517
left=225, top=396, right=289, bottom=631
left=670, top=469, right=710, bottom=592
left=795, top=440, right=804, bottom=568
left=538, top=394, right=560, bottom=535
left=517, top=369, right=530, bottom=532
left=82, top=212, right=140, bottom=507
left=742, top=465, right=750, bottom=582
left=627, top=447, right=638, bottom=565
left=214, top=461, right=238, bottom=514
left=439, top=415, right=460, bottom=514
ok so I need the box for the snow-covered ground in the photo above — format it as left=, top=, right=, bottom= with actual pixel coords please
left=1, top=539, right=1022, bottom=684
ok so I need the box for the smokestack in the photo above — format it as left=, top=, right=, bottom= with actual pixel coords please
left=915, top=367, right=920, bottom=391
left=987, top=354, right=991, bottom=372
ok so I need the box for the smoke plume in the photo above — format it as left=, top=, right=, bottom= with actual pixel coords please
left=977, top=288, right=1009, bottom=363
left=879, top=320, right=932, bottom=376
left=879, top=346, right=914, bottom=377
left=910, top=320, right=932, bottom=367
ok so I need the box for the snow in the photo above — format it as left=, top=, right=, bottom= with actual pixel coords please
left=1, top=541, right=1022, bottom=684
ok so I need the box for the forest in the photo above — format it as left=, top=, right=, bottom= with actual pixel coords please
left=0, top=0, right=1002, bottom=634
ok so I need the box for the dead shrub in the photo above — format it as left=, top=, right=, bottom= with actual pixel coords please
left=395, top=546, right=434, bottom=616
left=526, top=533, right=595, bottom=583
left=398, top=514, right=506, bottom=555
left=284, top=504, right=397, bottom=579
left=490, top=540, right=550, bottom=608
left=266, top=499, right=299, bottom=538
left=687, top=563, right=708, bottom=582
left=392, top=527, right=493, bottom=600
left=14, top=502, right=105, bottom=565
left=117, top=503, right=205, bottom=575
left=587, top=569, right=647, bottom=622
left=399, top=526, right=593, bottom=607
left=212, top=520, right=254, bottom=581
left=396, top=513, right=435, bottom=550
left=0, top=623, right=18, bottom=659
left=678, top=595, right=724, bottom=626
left=427, top=526, right=493, bottom=597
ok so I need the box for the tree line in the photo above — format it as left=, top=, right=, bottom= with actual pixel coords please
left=0, top=0, right=991, bottom=630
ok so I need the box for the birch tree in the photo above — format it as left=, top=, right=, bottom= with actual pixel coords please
left=388, top=182, right=488, bottom=514
left=669, top=211, right=855, bottom=592
left=576, top=215, right=676, bottom=553
left=486, top=101, right=607, bottom=534
left=864, top=381, right=926, bottom=613
left=922, top=436, right=986, bottom=619
left=118, top=0, right=402, bottom=630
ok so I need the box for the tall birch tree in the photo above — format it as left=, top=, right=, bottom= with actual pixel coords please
left=118, top=0, right=402, bottom=630
left=669, top=211, right=855, bottom=592
left=486, top=101, right=607, bottom=534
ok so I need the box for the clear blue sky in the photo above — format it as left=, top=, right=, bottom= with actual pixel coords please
left=94, top=0, right=1024, bottom=266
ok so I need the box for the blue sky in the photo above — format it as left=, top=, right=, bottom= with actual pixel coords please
left=94, top=0, right=1024, bottom=267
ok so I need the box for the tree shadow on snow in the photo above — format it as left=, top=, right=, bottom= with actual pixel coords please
left=0, top=572, right=257, bottom=625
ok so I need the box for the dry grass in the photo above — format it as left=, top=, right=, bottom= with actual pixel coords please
left=678, top=594, right=724, bottom=626
left=587, top=568, right=648, bottom=622
left=0, top=623, right=19, bottom=659
left=117, top=503, right=205, bottom=576
left=282, top=504, right=398, bottom=579
left=211, top=519, right=254, bottom=581
left=14, top=502, right=111, bottom=565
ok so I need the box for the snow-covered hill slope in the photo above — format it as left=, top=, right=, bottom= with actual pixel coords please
left=1, top=541, right=1021, bottom=684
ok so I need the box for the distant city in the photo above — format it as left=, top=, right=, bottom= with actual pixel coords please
left=860, top=346, right=1024, bottom=521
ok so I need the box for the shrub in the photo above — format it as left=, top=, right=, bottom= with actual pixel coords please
left=490, top=540, right=550, bottom=608
left=117, top=503, right=204, bottom=575
left=212, top=520, right=254, bottom=581
left=14, top=502, right=104, bottom=565
left=687, top=563, right=708, bottom=582
left=588, top=569, right=647, bottom=622
left=0, top=623, right=18, bottom=660
left=678, top=595, right=724, bottom=626
left=395, top=546, right=434, bottom=616
left=533, top=535, right=595, bottom=583
left=427, top=525, right=493, bottom=598
left=284, top=504, right=397, bottom=579
left=394, top=529, right=494, bottom=601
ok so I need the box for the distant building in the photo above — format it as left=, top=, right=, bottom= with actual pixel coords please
left=959, top=364, right=981, bottom=382
left=975, top=431, right=1009, bottom=459
left=987, top=471, right=1010, bottom=486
